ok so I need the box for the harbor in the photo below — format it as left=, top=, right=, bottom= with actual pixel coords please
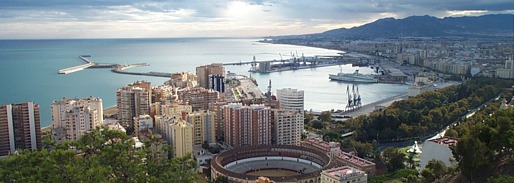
left=224, top=54, right=411, bottom=84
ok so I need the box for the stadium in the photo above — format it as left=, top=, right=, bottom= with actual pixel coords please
left=210, top=145, right=335, bottom=183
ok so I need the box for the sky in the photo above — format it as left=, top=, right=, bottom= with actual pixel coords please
left=0, top=0, right=513, bottom=39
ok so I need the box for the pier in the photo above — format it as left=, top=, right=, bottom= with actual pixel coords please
left=58, top=55, right=95, bottom=74
left=58, top=56, right=173, bottom=78
left=112, top=64, right=172, bottom=78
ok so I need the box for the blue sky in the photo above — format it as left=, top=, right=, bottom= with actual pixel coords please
left=1, top=0, right=513, bottom=39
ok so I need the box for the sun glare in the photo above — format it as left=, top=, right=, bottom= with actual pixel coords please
left=447, top=10, right=488, bottom=16
left=224, top=1, right=254, bottom=19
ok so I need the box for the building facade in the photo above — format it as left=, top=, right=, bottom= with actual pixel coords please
left=273, top=109, right=303, bottom=146
left=208, top=75, right=225, bottom=93
left=133, top=114, right=153, bottom=137
left=159, top=102, right=192, bottom=117
left=177, top=87, right=223, bottom=111
left=0, top=102, right=42, bottom=156
left=117, top=81, right=151, bottom=130
left=171, top=119, right=194, bottom=157
left=209, top=101, right=228, bottom=141
left=196, top=63, right=225, bottom=89
left=51, top=97, right=103, bottom=143
left=276, top=88, right=304, bottom=114
left=223, top=103, right=272, bottom=147
left=167, top=72, right=198, bottom=89
left=496, top=58, right=514, bottom=79
left=186, top=110, right=216, bottom=145
left=321, top=166, right=368, bottom=183
left=302, top=137, right=377, bottom=176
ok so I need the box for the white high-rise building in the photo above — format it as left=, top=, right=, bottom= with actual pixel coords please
left=276, top=88, right=304, bottom=114
left=273, top=109, right=303, bottom=146
left=51, top=97, right=103, bottom=143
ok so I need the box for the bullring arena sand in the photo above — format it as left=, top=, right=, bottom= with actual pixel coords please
left=245, top=169, right=301, bottom=176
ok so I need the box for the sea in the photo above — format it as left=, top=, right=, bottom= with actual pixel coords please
left=0, top=38, right=407, bottom=127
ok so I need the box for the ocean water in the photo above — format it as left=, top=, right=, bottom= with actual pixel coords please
left=0, top=38, right=407, bottom=127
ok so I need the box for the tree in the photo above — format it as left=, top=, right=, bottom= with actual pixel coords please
left=319, top=111, right=332, bottom=122
left=323, top=131, right=340, bottom=142
left=0, top=127, right=198, bottom=183
left=420, top=168, right=436, bottom=183
left=488, top=176, right=514, bottom=183
left=445, top=128, right=458, bottom=138
left=425, top=159, right=447, bottom=179
left=349, top=140, right=373, bottom=158
left=311, top=121, right=324, bottom=130
left=304, top=112, right=314, bottom=124
left=453, top=135, right=493, bottom=182
left=210, top=176, right=229, bottom=183
left=381, top=147, right=405, bottom=172
left=202, top=140, right=210, bottom=149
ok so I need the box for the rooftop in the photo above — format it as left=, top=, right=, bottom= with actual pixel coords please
left=323, top=166, right=366, bottom=179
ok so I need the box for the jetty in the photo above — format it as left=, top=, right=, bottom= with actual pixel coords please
left=112, top=64, right=172, bottom=78
left=58, top=55, right=95, bottom=74
left=58, top=56, right=172, bottom=78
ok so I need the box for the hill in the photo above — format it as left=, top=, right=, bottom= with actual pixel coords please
left=282, top=14, right=513, bottom=39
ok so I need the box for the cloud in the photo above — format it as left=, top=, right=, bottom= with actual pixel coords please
left=0, top=0, right=512, bottom=39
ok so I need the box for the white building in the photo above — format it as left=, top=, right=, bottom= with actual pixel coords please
left=273, top=109, right=303, bottom=146
left=496, top=58, right=514, bottom=79
left=276, top=88, right=304, bottom=114
left=133, top=114, right=153, bottom=136
left=51, top=97, right=103, bottom=143
left=408, top=76, right=435, bottom=97
left=321, top=166, right=368, bottom=183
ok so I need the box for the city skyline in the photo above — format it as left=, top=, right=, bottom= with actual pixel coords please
left=1, top=0, right=512, bottom=39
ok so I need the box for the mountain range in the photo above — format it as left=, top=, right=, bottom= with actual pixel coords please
left=283, top=14, right=513, bottom=39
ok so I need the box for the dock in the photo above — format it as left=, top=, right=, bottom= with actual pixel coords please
left=223, top=56, right=350, bottom=73
left=58, top=56, right=95, bottom=74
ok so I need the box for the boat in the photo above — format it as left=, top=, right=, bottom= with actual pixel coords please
left=329, top=69, right=378, bottom=83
